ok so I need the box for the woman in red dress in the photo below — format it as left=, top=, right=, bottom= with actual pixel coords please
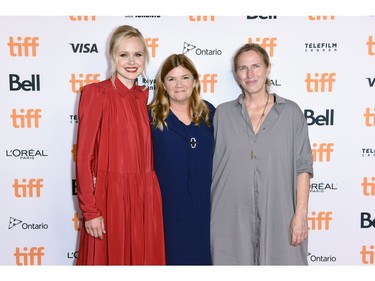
left=75, top=25, right=165, bottom=265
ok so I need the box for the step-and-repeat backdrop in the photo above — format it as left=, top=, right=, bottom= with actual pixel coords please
left=0, top=16, right=374, bottom=266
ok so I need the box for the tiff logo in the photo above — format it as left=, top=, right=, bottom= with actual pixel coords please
left=312, top=143, right=334, bottom=162
left=10, top=109, right=42, bottom=128
left=8, top=36, right=39, bottom=57
left=308, top=16, right=335, bottom=20
left=72, top=144, right=77, bottom=162
left=248, top=37, right=277, bottom=57
left=72, top=212, right=83, bottom=231
left=308, top=211, right=333, bottom=230
left=14, top=247, right=45, bottom=265
left=189, top=16, right=215, bottom=21
left=145, top=38, right=159, bottom=58
left=69, top=16, right=96, bottom=21
left=199, top=74, right=218, bottom=93
left=13, top=178, right=43, bottom=198
left=366, top=36, right=375, bottom=56
left=70, top=73, right=100, bottom=93
left=305, top=73, right=336, bottom=93
left=362, top=177, right=375, bottom=196
left=364, top=108, right=375, bottom=127
left=360, top=245, right=375, bottom=264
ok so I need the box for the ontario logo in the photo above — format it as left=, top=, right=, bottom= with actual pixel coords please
left=9, top=217, right=48, bottom=230
left=182, top=42, right=222, bottom=56
left=308, top=252, right=337, bottom=263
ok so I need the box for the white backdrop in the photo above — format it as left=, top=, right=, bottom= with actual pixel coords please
left=0, top=16, right=374, bottom=266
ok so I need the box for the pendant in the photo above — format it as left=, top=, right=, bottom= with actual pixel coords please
left=251, top=150, right=254, bottom=159
left=189, top=137, right=197, bottom=149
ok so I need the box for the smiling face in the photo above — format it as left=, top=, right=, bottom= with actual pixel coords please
left=115, top=36, right=146, bottom=88
left=163, top=65, right=196, bottom=106
left=235, top=50, right=270, bottom=95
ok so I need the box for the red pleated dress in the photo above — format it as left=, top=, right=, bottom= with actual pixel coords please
left=75, top=77, right=165, bottom=265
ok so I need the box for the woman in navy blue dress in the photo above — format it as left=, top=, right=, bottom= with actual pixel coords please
left=148, top=54, right=215, bottom=265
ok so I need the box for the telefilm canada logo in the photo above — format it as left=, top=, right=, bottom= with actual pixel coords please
left=8, top=217, right=48, bottom=230
left=305, top=42, right=338, bottom=53
left=362, top=147, right=375, bottom=157
left=69, top=114, right=78, bottom=124
left=182, top=42, right=223, bottom=56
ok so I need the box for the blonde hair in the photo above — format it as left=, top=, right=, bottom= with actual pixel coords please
left=108, top=25, right=149, bottom=86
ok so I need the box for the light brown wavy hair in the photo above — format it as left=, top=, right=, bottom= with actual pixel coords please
left=148, top=54, right=211, bottom=130
left=232, top=43, right=271, bottom=93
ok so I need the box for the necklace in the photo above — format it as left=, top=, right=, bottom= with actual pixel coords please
left=250, top=93, right=269, bottom=159
left=254, top=93, right=269, bottom=134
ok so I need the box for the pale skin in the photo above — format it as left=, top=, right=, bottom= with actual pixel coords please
left=163, top=65, right=196, bottom=125
left=236, top=50, right=310, bottom=246
left=84, top=36, right=146, bottom=240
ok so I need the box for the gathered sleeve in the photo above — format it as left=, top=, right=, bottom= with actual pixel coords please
left=76, top=83, right=103, bottom=221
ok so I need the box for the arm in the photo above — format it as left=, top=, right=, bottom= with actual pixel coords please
left=290, top=104, right=313, bottom=246
left=76, top=84, right=107, bottom=239
left=76, top=83, right=105, bottom=237
left=290, top=172, right=310, bottom=246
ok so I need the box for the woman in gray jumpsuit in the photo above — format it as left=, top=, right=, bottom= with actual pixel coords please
left=210, top=43, right=314, bottom=265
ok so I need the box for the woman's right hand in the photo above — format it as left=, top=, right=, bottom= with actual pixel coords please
left=84, top=216, right=106, bottom=240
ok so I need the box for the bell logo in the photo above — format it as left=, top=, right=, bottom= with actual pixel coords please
left=199, top=74, right=218, bottom=93
left=14, top=247, right=45, bottom=265
left=362, top=177, right=375, bottom=196
left=312, top=143, right=334, bottom=162
left=360, top=245, right=375, bottom=264
left=366, top=36, right=375, bottom=56
left=305, top=73, right=336, bottom=93
left=10, top=108, right=42, bottom=128
left=72, top=212, right=83, bottom=231
left=304, top=109, right=334, bottom=126
left=188, top=16, right=215, bottom=22
left=247, top=16, right=277, bottom=20
left=360, top=212, right=375, bottom=228
left=308, top=211, right=333, bottom=230
left=248, top=37, right=277, bottom=57
left=145, top=38, right=159, bottom=58
left=70, top=73, right=100, bottom=93
left=9, top=74, right=40, bottom=91
left=13, top=178, right=43, bottom=198
left=8, top=36, right=39, bottom=57
left=364, top=108, right=375, bottom=127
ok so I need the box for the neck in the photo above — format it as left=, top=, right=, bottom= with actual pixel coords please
left=170, top=102, right=192, bottom=125
left=244, top=92, right=269, bottom=108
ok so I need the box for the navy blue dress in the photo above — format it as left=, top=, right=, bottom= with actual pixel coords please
left=149, top=101, right=215, bottom=265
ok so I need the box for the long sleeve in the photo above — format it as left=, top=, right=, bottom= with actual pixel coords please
left=76, top=83, right=103, bottom=221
